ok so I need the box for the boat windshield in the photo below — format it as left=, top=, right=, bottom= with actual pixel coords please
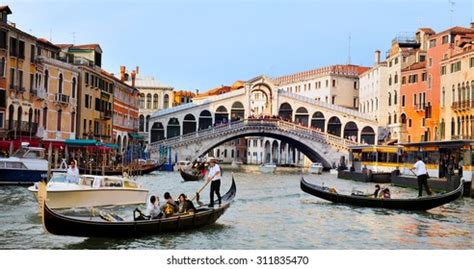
left=50, top=174, right=68, bottom=183
left=12, top=148, right=43, bottom=159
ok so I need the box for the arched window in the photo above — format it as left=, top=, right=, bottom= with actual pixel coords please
left=388, top=92, right=392, bottom=106
left=146, top=93, right=152, bottom=109
left=164, top=94, right=170, bottom=109
left=394, top=91, right=397, bottom=105
left=42, top=107, right=47, bottom=128
left=44, top=69, right=49, bottom=92
left=153, top=94, right=158, bottom=109
left=139, top=93, right=145, bottom=109
left=139, top=115, right=144, bottom=132
left=58, top=73, right=63, bottom=93
left=71, top=112, right=75, bottom=133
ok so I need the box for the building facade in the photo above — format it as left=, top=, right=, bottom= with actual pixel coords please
left=358, top=50, right=389, bottom=125
left=274, top=64, right=369, bottom=109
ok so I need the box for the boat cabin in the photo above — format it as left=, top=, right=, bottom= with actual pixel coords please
left=50, top=173, right=140, bottom=189
left=349, top=145, right=402, bottom=173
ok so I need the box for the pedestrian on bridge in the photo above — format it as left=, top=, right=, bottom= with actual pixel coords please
left=206, top=158, right=222, bottom=207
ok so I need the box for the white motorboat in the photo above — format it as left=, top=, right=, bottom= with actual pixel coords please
left=28, top=173, right=148, bottom=209
left=231, top=160, right=243, bottom=168
left=0, top=146, right=65, bottom=184
left=308, top=162, right=324, bottom=174
left=260, top=163, right=276, bottom=173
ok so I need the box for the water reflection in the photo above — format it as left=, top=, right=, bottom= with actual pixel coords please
left=0, top=167, right=473, bottom=249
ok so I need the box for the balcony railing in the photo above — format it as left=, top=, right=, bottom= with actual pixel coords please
left=100, top=110, right=113, bottom=120
left=8, top=120, right=38, bottom=135
left=55, top=93, right=70, bottom=105
left=414, top=103, right=426, bottom=111
left=452, top=100, right=474, bottom=112
left=31, top=87, right=47, bottom=100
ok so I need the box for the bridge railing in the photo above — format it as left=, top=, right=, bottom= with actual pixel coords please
left=150, top=118, right=362, bottom=150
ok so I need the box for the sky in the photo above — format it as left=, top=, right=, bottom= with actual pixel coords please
left=3, top=0, right=474, bottom=91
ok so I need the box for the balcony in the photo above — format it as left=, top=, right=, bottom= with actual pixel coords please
left=55, top=93, right=70, bottom=105
left=100, top=110, right=113, bottom=120
left=8, top=120, right=38, bottom=135
left=9, top=85, right=26, bottom=94
left=31, top=87, right=47, bottom=100
left=414, top=103, right=426, bottom=112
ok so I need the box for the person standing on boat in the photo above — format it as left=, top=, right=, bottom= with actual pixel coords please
left=207, top=158, right=222, bottom=207
left=411, top=156, right=432, bottom=197
left=66, top=160, right=79, bottom=183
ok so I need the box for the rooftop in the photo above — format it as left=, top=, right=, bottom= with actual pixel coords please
left=129, top=76, right=173, bottom=89
left=273, top=64, right=369, bottom=86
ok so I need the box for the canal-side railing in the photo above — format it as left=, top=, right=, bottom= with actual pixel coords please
left=150, top=119, right=362, bottom=151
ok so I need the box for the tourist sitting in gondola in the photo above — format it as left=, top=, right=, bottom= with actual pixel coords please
left=382, top=188, right=391, bottom=199
left=145, top=195, right=163, bottom=219
left=161, top=192, right=179, bottom=217
left=178, top=193, right=196, bottom=214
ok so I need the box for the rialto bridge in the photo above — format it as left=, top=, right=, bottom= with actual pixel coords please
left=148, top=76, right=379, bottom=167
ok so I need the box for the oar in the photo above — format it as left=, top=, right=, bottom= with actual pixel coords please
left=190, top=177, right=212, bottom=201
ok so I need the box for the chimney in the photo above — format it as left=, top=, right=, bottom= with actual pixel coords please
left=196, top=89, right=199, bottom=95
left=471, top=22, right=474, bottom=29
left=120, top=66, right=126, bottom=81
left=374, top=50, right=381, bottom=64
left=135, top=66, right=140, bottom=74
left=131, top=70, right=136, bottom=87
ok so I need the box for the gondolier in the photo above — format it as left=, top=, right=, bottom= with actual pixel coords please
left=411, top=156, right=432, bottom=197
left=207, top=158, right=222, bottom=207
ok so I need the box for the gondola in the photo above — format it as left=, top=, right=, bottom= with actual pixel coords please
left=179, top=168, right=205, bottom=181
left=300, top=177, right=463, bottom=211
left=41, top=177, right=236, bottom=238
left=79, top=163, right=161, bottom=176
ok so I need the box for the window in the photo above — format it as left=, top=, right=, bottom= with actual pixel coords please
left=139, top=93, right=145, bottom=109
left=442, top=88, right=445, bottom=107
left=44, top=69, right=49, bottom=91
left=30, top=44, right=35, bottom=61
left=450, top=61, right=461, bottom=73
left=146, top=93, right=151, bottom=109
left=388, top=114, right=391, bottom=124
left=72, top=78, right=76, bottom=98
left=394, top=91, right=397, bottom=105
left=153, top=94, right=158, bottom=109
left=394, top=57, right=398, bottom=64
left=332, top=79, right=336, bottom=87
left=394, top=74, right=398, bottom=84
left=429, top=39, right=436, bottom=48
left=470, top=58, right=474, bottom=68
left=419, top=55, right=426, bottom=62
left=58, top=73, right=63, bottom=94
left=442, top=35, right=449, bottom=44
left=9, top=68, right=14, bottom=89
left=421, top=72, right=427, bottom=81
left=331, top=95, right=336, bottom=104
left=85, top=94, right=90, bottom=108
left=402, top=76, right=406, bottom=84
left=18, top=70, right=23, bottom=89
left=18, top=40, right=25, bottom=59
left=57, top=109, right=63, bottom=131
left=388, top=93, right=392, bottom=106
left=42, top=107, right=47, bottom=129
left=388, top=76, right=392, bottom=86
left=402, top=95, right=405, bottom=107
left=0, top=57, right=4, bottom=78
left=85, top=73, right=89, bottom=85
left=71, top=112, right=75, bottom=133
left=413, top=94, right=417, bottom=105
left=9, top=37, right=17, bottom=56
left=325, top=80, right=328, bottom=87
left=353, top=81, right=357, bottom=89
left=29, top=74, right=33, bottom=92
left=441, top=65, right=447, bottom=75
left=408, top=119, right=412, bottom=127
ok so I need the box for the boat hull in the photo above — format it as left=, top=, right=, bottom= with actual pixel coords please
left=308, top=167, right=323, bottom=174
left=179, top=169, right=204, bottom=181
left=42, top=178, right=236, bottom=237
left=0, top=168, right=47, bottom=184
left=300, top=177, right=463, bottom=211
left=30, top=188, right=148, bottom=209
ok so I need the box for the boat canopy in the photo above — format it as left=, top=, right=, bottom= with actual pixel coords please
left=128, top=132, right=144, bottom=140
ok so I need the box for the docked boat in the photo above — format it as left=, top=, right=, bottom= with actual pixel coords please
left=177, top=160, right=192, bottom=171
left=231, top=160, right=243, bottom=168
left=79, top=162, right=161, bottom=176
left=308, top=162, right=323, bottom=174
left=40, top=177, right=236, bottom=237
left=260, top=163, right=276, bottom=173
left=28, top=173, right=148, bottom=209
left=0, top=147, right=65, bottom=184
left=179, top=168, right=205, bottom=181
left=300, top=177, right=463, bottom=211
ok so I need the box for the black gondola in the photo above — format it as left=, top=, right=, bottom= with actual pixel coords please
left=300, top=177, right=463, bottom=211
left=179, top=168, right=205, bottom=181
left=42, top=177, right=236, bottom=238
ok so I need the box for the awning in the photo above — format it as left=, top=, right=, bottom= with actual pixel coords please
left=128, top=132, right=145, bottom=140
left=42, top=140, right=65, bottom=150
left=65, top=139, right=97, bottom=146
left=0, top=138, right=40, bottom=151
left=102, top=143, right=119, bottom=149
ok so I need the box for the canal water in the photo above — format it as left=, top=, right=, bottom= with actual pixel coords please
left=0, top=165, right=473, bottom=249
